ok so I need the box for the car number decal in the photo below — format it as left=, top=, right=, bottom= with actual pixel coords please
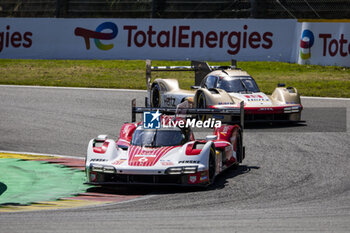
left=164, top=96, right=176, bottom=107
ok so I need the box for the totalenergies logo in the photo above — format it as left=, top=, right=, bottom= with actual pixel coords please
left=74, top=22, right=118, bottom=50
left=300, top=29, right=314, bottom=60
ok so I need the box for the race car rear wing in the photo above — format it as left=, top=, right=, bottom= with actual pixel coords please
left=145, top=59, right=238, bottom=90
left=131, top=98, right=245, bottom=132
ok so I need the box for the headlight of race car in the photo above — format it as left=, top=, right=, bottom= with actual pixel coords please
left=183, top=166, right=198, bottom=174
left=91, top=164, right=103, bottom=172
left=166, top=166, right=198, bottom=175
left=102, top=166, right=116, bottom=173
left=284, top=106, right=300, bottom=113
left=91, top=164, right=115, bottom=173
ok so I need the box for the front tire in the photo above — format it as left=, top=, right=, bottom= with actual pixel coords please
left=236, top=132, right=243, bottom=163
left=151, top=83, right=161, bottom=107
left=196, top=92, right=207, bottom=121
left=208, top=146, right=216, bottom=184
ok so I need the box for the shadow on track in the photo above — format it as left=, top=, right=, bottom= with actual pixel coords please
left=85, top=165, right=260, bottom=196
left=244, top=122, right=307, bottom=130
left=86, top=185, right=153, bottom=196
left=209, top=165, right=260, bottom=191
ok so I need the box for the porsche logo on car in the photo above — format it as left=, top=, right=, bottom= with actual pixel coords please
left=138, top=157, right=148, bottom=163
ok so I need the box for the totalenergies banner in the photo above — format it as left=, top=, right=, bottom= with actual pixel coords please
left=0, top=18, right=349, bottom=67
left=0, top=18, right=295, bottom=61
left=296, top=22, right=350, bottom=67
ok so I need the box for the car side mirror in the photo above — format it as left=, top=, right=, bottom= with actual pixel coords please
left=206, top=135, right=217, bottom=141
left=191, top=85, right=201, bottom=89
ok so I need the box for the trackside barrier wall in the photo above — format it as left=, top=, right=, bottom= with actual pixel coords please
left=0, top=18, right=349, bottom=67
left=296, top=21, right=350, bottom=67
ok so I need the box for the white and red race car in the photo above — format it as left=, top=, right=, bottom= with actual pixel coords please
left=146, top=60, right=303, bottom=122
left=85, top=100, right=245, bottom=186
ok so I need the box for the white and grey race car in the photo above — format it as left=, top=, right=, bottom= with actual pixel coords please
left=85, top=100, right=245, bottom=186
left=146, top=60, right=303, bottom=122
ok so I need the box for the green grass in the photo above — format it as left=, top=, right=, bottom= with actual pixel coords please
left=0, top=59, right=349, bottom=97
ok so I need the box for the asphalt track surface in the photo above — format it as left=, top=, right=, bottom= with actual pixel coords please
left=0, top=85, right=349, bottom=232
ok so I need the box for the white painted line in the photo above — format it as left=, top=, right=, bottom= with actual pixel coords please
left=0, top=85, right=147, bottom=93
left=34, top=194, right=158, bottom=213
left=111, top=194, right=157, bottom=205
left=0, top=150, right=84, bottom=160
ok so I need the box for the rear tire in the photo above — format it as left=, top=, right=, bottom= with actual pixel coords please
left=151, top=83, right=161, bottom=107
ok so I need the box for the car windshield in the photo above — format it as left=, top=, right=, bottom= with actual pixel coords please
left=131, top=128, right=185, bottom=147
left=217, top=76, right=260, bottom=93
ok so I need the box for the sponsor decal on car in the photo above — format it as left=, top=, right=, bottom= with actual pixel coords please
left=160, top=161, right=174, bottom=166
left=259, top=108, right=273, bottom=111
left=138, top=157, right=148, bottom=163
left=164, top=97, right=176, bottom=107
left=135, top=154, right=157, bottom=157
left=178, top=160, right=200, bottom=164
left=218, top=102, right=234, bottom=105
left=244, top=94, right=269, bottom=102
left=112, top=159, right=127, bottom=165
left=90, top=158, right=108, bottom=162
left=189, top=175, right=197, bottom=184
left=128, top=145, right=179, bottom=166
